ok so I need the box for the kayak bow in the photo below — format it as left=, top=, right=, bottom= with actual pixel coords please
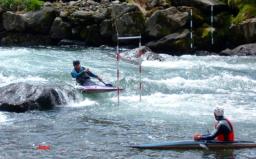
left=131, top=140, right=256, bottom=150
left=77, top=85, right=124, bottom=93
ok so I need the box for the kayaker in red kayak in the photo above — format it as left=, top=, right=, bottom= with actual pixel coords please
left=194, top=107, right=235, bottom=142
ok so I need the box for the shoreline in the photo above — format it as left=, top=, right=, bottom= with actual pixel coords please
left=0, top=43, right=256, bottom=56
left=0, top=0, right=255, bottom=55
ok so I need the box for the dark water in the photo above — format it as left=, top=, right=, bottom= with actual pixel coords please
left=0, top=47, right=256, bottom=158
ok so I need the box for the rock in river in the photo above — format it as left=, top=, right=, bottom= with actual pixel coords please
left=221, top=43, right=256, bottom=56
left=0, top=83, right=69, bottom=113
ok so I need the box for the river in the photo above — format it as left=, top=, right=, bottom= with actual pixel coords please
left=0, top=47, right=256, bottom=158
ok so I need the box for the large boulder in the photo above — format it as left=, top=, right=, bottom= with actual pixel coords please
left=2, top=12, right=27, bottom=32
left=69, top=7, right=110, bottom=25
left=1, top=33, right=52, bottom=46
left=50, top=17, right=72, bottom=39
left=221, top=43, right=256, bottom=56
left=0, top=7, right=3, bottom=31
left=79, top=24, right=102, bottom=45
left=24, top=7, right=59, bottom=34
left=100, top=19, right=114, bottom=43
left=146, top=29, right=190, bottom=54
left=172, top=0, right=227, bottom=13
left=111, top=3, right=145, bottom=36
left=0, top=83, right=65, bottom=112
left=145, top=7, right=188, bottom=39
left=2, top=7, right=58, bottom=34
left=230, top=18, right=256, bottom=45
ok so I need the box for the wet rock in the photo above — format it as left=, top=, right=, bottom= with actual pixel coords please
left=120, top=46, right=165, bottom=63
left=221, top=43, right=256, bottom=56
left=230, top=18, right=256, bottom=44
left=111, top=3, right=145, bottom=36
left=50, top=17, right=72, bottom=39
left=0, top=83, right=65, bottom=113
left=146, top=29, right=190, bottom=54
left=145, top=7, right=188, bottom=39
left=58, top=39, right=86, bottom=46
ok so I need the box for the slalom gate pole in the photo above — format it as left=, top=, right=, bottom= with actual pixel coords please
left=211, top=5, right=214, bottom=45
left=139, top=36, right=142, bottom=102
left=116, top=33, right=120, bottom=105
left=116, top=35, right=142, bottom=103
left=190, top=8, right=193, bottom=50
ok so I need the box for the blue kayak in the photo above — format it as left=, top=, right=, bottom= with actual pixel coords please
left=131, top=140, right=256, bottom=150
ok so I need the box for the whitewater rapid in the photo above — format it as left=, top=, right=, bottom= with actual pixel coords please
left=0, top=47, right=256, bottom=158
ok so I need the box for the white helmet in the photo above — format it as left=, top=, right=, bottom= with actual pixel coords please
left=214, top=107, right=224, bottom=117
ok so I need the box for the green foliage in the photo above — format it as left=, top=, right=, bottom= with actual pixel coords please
left=0, top=0, right=43, bottom=11
left=232, top=4, right=256, bottom=24
left=220, top=0, right=256, bottom=23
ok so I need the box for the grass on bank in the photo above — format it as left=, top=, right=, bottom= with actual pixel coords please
left=0, top=0, right=43, bottom=11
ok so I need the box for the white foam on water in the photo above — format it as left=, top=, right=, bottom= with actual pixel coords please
left=69, top=99, right=98, bottom=108
left=142, top=60, right=196, bottom=69
left=0, top=112, right=8, bottom=124
left=142, top=57, right=256, bottom=71
left=143, top=73, right=256, bottom=92
left=0, top=74, right=48, bottom=87
left=111, top=92, right=256, bottom=122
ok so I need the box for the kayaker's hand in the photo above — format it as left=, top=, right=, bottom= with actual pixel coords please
left=193, top=133, right=202, bottom=141
left=84, top=69, right=90, bottom=73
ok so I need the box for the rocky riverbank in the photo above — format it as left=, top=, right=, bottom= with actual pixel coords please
left=0, top=0, right=255, bottom=55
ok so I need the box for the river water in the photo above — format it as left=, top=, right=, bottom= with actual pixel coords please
left=0, top=47, right=256, bottom=159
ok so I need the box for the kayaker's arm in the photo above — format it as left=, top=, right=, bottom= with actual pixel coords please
left=86, top=70, right=102, bottom=81
left=200, top=124, right=223, bottom=141
left=87, top=70, right=98, bottom=78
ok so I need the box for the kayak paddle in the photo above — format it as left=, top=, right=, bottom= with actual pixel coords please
left=100, top=80, right=113, bottom=87
left=199, top=141, right=209, bottom=150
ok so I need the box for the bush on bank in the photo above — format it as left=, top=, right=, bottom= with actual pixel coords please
left=0, top=0, right=43, bottom=11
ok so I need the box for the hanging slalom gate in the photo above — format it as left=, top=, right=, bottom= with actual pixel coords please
left=190, top=8, right=193, bottom=49
left=210, top=5, right=214, bottom=45
left=189, top=6, right=215, bottom=49
left=116, top=34, right=142, bottom=105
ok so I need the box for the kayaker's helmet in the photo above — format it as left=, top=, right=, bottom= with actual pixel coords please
left=214, top=107, right=224, bottom=120
left=73, top=60, right=80, bottom=67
